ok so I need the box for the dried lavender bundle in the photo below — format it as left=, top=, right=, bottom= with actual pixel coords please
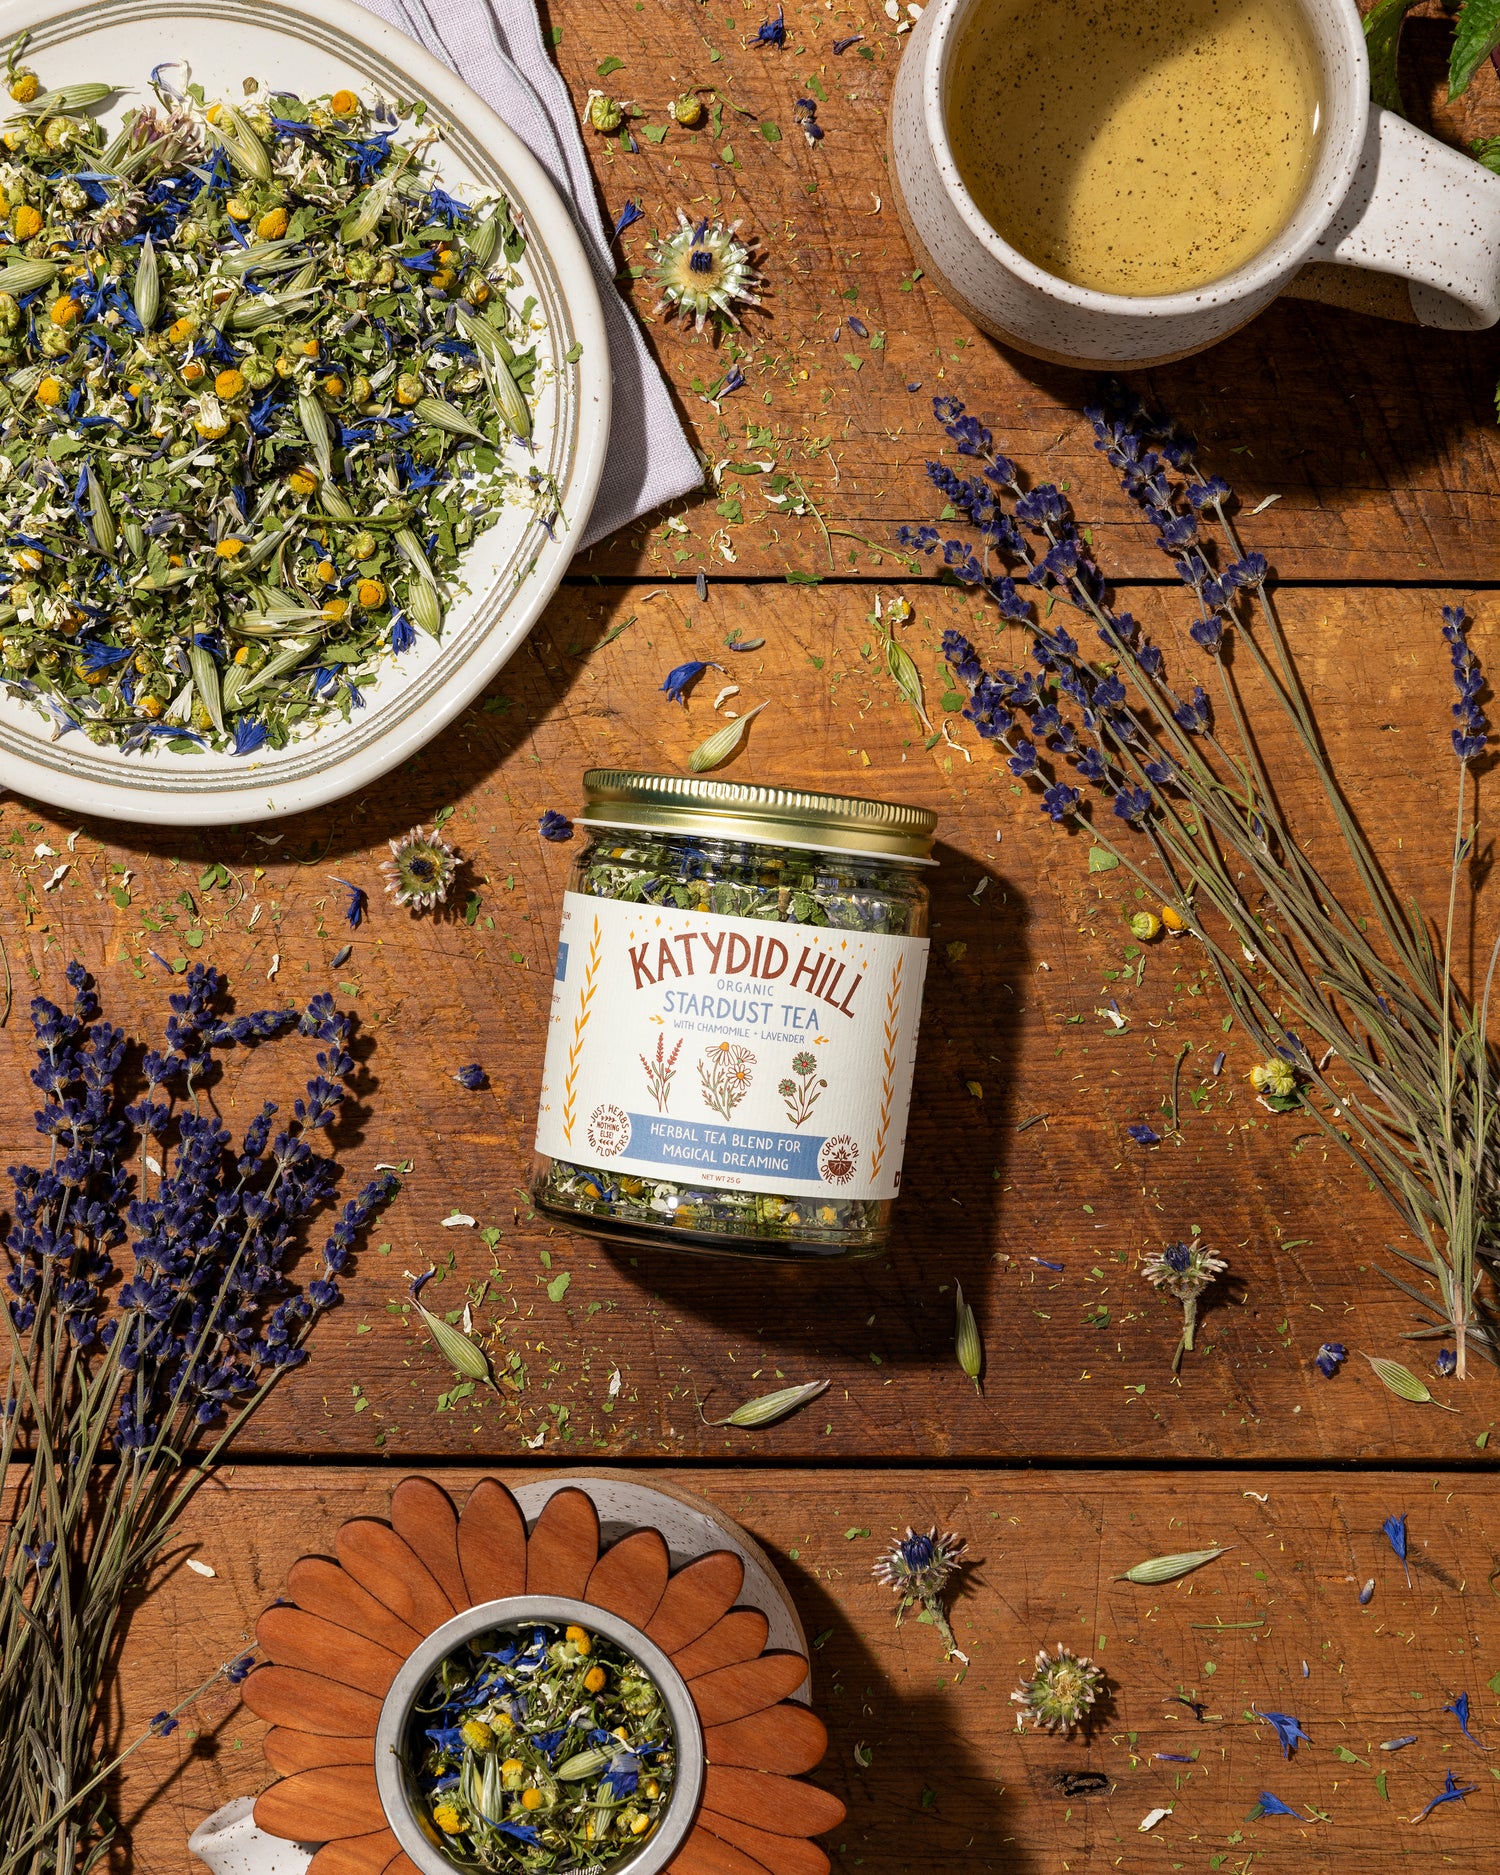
left=908, top=386, right=1498, bottom=1377
left=0, top=963, right=397, bottom=1873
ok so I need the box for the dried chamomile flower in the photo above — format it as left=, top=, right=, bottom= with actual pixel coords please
left=649, top=211, right=765, bottom=334
left=382, top=824, right=457, bottom=911
left=1249, top=1057, right=1297, bottom=1099
left=1011, top=1643, right=1106, bottom=1737
left=873, top=1526, right=968, bottom=1663
left=586, top=90, right=624, bottom=132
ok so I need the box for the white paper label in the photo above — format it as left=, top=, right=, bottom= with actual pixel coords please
left=535, top=891, right=929, bottom=1201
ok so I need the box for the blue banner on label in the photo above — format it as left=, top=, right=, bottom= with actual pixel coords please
left=624, top=1113, right=825, bottom=1180
left=554, top=940, right=569, bottom=982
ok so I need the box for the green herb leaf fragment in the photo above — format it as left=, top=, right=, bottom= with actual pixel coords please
left=1117, top=1546, right=1231, bottom=1584
left=1363, top=0, right=1422, bottom=114
left=1451, top=0, right=1500, bottom=97
left=700, top=1378, right=829, bottom=1427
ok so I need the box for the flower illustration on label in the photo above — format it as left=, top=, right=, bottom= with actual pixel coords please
left=819, top=1133, right=859, bottom=1185
left=779, top=1049, right=828, bottom=1127
left=640, top=1032, right=684, bottom=1112
left=699, top=1040, right=755, bottom=1119
left=587, top=1103, right=632, bottom=1158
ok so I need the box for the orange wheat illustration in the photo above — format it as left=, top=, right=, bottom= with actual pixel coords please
left=868, top=953, right=905, bottom=1179
left=561, top=917, right=602, bottom=1145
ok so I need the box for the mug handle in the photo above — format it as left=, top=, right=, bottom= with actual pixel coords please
left=1302, top=108, right=1500, bottom=330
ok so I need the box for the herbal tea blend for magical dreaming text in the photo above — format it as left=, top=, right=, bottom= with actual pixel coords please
left=532, top=771, right=937, bottom=1259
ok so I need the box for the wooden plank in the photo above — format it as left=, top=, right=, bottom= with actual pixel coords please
left=5, top=584, right=1499, bottom=1465
left=527, top=0, right=1500, bottom=583
left=106, top=1466, right=1500, bottom=1873
left=262, top=1728, right=375, bottom=1775
left=665, top=1830, right=771, bottom=1875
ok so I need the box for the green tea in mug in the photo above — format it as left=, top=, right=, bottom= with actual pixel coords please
left=946, top=0, right=1324, bottom=295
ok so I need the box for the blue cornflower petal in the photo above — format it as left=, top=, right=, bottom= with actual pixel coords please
left=1253, top=1708, right=1310, bottom=1759
left=1254, top=1791, right=1302, bottom=1818
left=1314, top=1341, right=1347, bottom=1379
left=1382, top=1512, right=1411, bottom=1586
left=329, top=878, right=366, bottom=928
left=1412, top=1770, right=1477, bottom=1821
left=453, top=1063, right=486, bottom=1091
left=750, top=7, right=786, bottom=45
left=539, top=809, right=574, bottom=842
left=231, top=718, right=268, bottom=756
left=1444, top=1692, right=1488, bottom=1749
left=613, top=198, right=644, bottom=238
left=660, top=659, right=721, bottom=704
left=1126, top=1123, right=1161, bottom=1146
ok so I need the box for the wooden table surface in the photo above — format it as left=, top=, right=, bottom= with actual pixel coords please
left=9, top=3, right=1500, bottom=1871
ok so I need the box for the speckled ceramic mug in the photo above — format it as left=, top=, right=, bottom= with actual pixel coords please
left=890, top=0, right=1500, bottom=366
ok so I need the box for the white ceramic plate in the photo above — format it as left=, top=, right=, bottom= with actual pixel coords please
left=0, top=0, right=609, bottom=825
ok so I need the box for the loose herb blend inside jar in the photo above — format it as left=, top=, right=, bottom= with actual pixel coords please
left=533, top=772, right=936, bottom=1260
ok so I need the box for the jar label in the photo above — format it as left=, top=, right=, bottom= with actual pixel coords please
left=535, top=891, right=930, bottom=1202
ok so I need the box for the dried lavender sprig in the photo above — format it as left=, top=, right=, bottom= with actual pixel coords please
left=914, top=393, right=1499, bottom=1376
left=0, top=965, right=397, bottom=1874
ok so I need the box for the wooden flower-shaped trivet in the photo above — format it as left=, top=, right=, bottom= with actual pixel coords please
left=244, top=1475, right=844, bottom=1875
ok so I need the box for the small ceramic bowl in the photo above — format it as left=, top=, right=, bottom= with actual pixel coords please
left=374, top=1595, right=704, bottom=1875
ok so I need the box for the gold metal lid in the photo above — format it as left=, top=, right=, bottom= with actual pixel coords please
left=578, top=769, right=938, bottom=863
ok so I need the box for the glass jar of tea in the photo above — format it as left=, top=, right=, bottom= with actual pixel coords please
left=532, top=770, right=937, bottom=1260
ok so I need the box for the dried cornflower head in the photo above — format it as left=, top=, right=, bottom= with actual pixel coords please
left=873, top=1526, right=967, bottom=1603
left=1142, top=1238, right=1226, bottom=1304
left=1011, top=1643, right=1106, bottom=1737
left=1142, top=1237, right=1227, bottom=1375
left=381, top=824, right=457, bottom=911
left=649, top=211, right=765, bottom=333
left=873, top=1526, right=969, bottom=1663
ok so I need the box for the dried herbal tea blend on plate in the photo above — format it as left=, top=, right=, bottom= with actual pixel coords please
left=0, top=43, right=552, bottom=756
left=533, top=771, right=936, bottom=1260
left=411, top=1621, right=676, bottom=1870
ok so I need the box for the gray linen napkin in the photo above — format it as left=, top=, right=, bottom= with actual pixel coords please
left=352, top=0, right=703, bottom=548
